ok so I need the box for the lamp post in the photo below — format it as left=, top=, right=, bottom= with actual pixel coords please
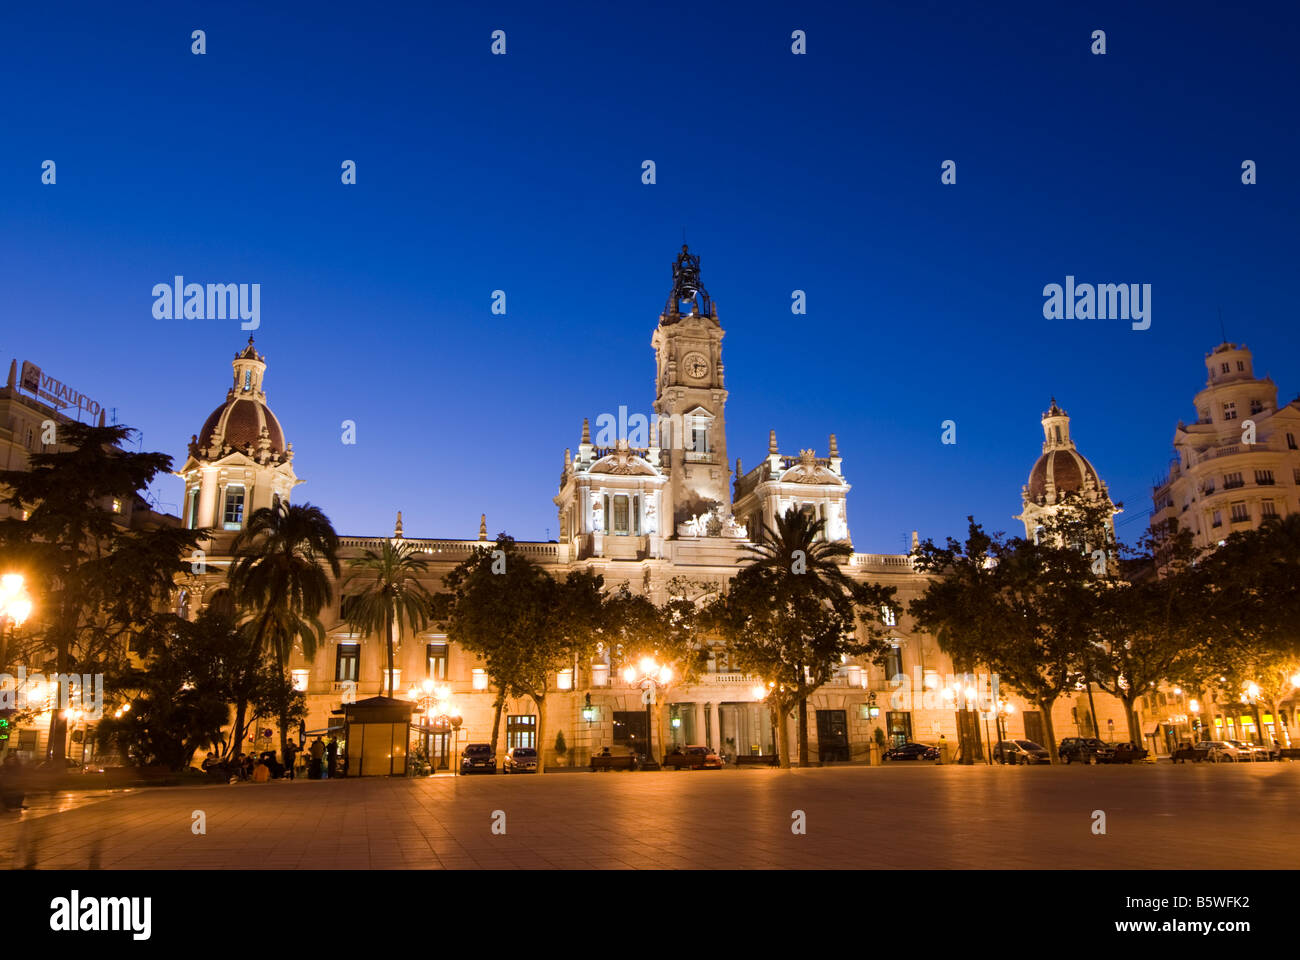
left=0, top=572, right=34, bottom=675
left=624, top=657, right=672, bottom=770
left=1244, top=682, right=1266, bottom=747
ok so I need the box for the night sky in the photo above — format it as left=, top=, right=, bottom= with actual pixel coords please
left=3, top=1, right=1297, bottom=551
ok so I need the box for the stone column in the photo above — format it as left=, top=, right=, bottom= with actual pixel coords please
left=694, top=702, right=706, bottom=745
left=710, top=701, right=722, bottom=753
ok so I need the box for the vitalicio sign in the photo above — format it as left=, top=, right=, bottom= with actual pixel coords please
left=19, top=361, right=103, bottom=417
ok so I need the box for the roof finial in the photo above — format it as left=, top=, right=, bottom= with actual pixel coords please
left=581, top=417, right=591, bottom=444
left=6, top=359, right=15, bottom=389
left=479, top=513, right=487, bottom=541
left=828, top=433, right=839, bottom=457
left=768, top=429, right=778, bottom=454
left=393, top=510, right=403, bottom=539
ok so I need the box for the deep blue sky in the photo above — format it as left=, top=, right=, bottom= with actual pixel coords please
left=3, top=1, right=1297, bottom=551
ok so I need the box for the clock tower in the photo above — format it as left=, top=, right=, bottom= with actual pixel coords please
left=651, top=245, right=732, bottom=531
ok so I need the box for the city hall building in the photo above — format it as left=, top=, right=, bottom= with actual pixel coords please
left=169, top=246, right=1171, bottom=769
left=6, top=249, right=1294, bottom=766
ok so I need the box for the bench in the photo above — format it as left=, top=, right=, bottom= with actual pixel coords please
left=590, top=754, right=638, bottom=771
left=734, top=754, right=779, bottom=767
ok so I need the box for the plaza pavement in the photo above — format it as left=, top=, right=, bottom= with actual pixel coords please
left=1, top=764, right=1295, bottom=869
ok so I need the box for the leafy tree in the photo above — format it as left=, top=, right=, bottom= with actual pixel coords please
left=0, top=422, right=203, bottom=762
left=1087, top=524, right=1208, bottom=744
left=1197, top=514, right=1300, bottom=743
left=714, top=507, right=894, bottom=767
left=444, top=536, right=546, bottom=755
left=343, top=539, right=436, bottom=698
left=228, top=499, right=339, bottom=758
left=98, top=611, right=303, bottom=770
left=911, top=506, right=1103, bottom=763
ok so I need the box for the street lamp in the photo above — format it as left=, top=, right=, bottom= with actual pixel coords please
left=0, top=572, right=34, bottom=673
left=624, top=657, right=671, bottom=769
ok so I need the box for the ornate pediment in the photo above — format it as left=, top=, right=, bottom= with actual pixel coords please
left=590, top=439, right=659, bottom=477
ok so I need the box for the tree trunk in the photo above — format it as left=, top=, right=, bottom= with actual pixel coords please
left=532, top=692, right=547, bottom=774
left=1039, top=698, right=1060, bottom=763
left=227, top=697, right=249, bottom=760
left=489, top=692, right=506, bottom=759
left=384, top=607, right=395, bottom=698
left=1123, top=695, right=1142, bottom=746
left=276, top=649, right=290, bottom=761
left=797, top=694, right=810, bottom=767
left=776, top=702, right=792, bottom=768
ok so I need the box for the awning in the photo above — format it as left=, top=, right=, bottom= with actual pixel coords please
left=303, top=725, right=345, bottom=736
left=1142, top=721, right=1160, bottom=735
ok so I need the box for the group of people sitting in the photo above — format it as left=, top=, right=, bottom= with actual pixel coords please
left=200, top=736, right=343, bottom=783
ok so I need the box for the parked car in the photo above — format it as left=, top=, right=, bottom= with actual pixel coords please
left=663, top=745, right=724, bottom=769
left=1057, top=737, right=1116, bottom=764
left=992, top=740, right=1051, bottom=764
left=1227, top=739, right=1270, bottom=762
left=1177, top=740, right=1240, bottom=762
left=883, top=742, right=940, bottom=761
left=1109, top=741, right=1149, bottom=764
left=503, top=746, right=538, bottom=774
left=460, top=743, right=497, bottom=774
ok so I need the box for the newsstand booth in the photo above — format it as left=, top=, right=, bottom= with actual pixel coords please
left=334, top=697, right=414, bottom=777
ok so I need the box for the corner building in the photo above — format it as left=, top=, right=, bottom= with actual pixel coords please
left=176, top=248, right=1172, bottom=768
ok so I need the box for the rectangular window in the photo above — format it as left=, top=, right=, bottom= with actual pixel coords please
left=612, top=711, right=648, bottom=751
left=1294, top=469, right=1300, bottom=486
left=885, top=711, right=912, bottom=749
left=1255, top=469, right=1275, bottom=485
left=691, top=425, right=708, bottom=454
left=187, top=489, right=200, bottom=528
left=1230, top=502, right=1249, bottom=523
left=633, top=495, right=641, bottom=535
left=1250, top=399, right=1263, bottom=415
left=382, top=669, right=400, bottom=692
left=472, top=668, right=488, bottom=690
left=1222, top=402, right=1237, bottom=421
left=1202, top=478, right=1215, bottom=495
left=1262, top=500, right=1278, bottom=518
left=1224, top=472, right=1244, bottom=489
left=335, top=643, right=360, bottom=682
left=1211, top=510, right=1222, bottom=528
left=612, top=495, right=630, bottom=535
left=426, top=642, right=448, bottom=680
left=506, top=714, right=537, bottom=749
left=591, top=663, right=610, bottom=687
left=1288, top=433, right=1298, bottom=451
left=1221, top=363, right=1230, bottom=374
left=884, top=644, right=903, bottom=681
left=1237, top=361, right=1245, bottom=371
left=291, top=669, right=310, bottom=692
left=222, top=484, right=245, bottom=530
left=557, top=668, right=573, bottom=690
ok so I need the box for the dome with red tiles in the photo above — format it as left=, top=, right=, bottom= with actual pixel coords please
left=1022, top=399, right=1104, bottom=506
left=193, top=337, right=289, bottom=459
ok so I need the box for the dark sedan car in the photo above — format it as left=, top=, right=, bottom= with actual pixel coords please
left=992, top=739, right=1051, bottom=764
left=1110, top=741, right=1149, bottom=764
left=1058, top=737, right=1116, bottom=764
left=883, top=742, right=940, bottom=761
left=460, top=743, right=497, bottom=774
left=503, top=746, right=537, bottom=774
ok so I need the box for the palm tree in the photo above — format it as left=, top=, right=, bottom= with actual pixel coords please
left=343, top=539, right=436, bottom=699
left=742, top=506, right=861, bottom=766
left=228, top=500, right=340, bottom=758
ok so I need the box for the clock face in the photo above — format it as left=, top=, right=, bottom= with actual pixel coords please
left=683, top=352, right=709, bottom=380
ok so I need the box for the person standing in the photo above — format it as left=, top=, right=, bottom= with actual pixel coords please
left=308, top=737, right=325, bottom=780
left=283, top=741, right=299, bottom=780
left=325, top=737, right=339, bottom=779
